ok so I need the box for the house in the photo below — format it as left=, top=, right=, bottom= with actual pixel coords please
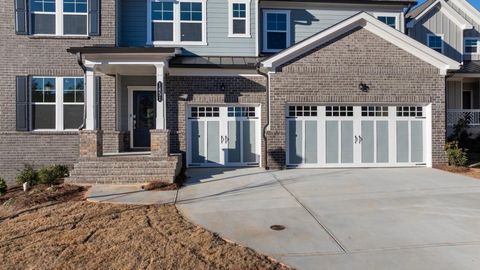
left=0, top=0, right=465, bottom=184
left=407, top=0, right=480, bottom=135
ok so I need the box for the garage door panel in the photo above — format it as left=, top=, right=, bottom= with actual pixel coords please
left=288, top=120, right=303, bottom=164
left=305, top=120, right=318, bottom=164
left=361, top=120, right=375, bottom=163
left=243, top=120, right=257, bottom=163
left=326, top=121, right=339, bottom=164
left=411, top=121, right=424, bottom=163
left=227, top=121, right=241, bottom=163
left=191, top=121, right=205, bottom=164
left=207, top=121, right=220, bottom=164
left=396, top=121, right=409, bottom=163
left=341, top=121, right=354, bottom=164
left=376, top=121, right=389, bottom=163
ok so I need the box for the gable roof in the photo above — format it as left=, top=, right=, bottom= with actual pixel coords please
left=449, top=0, right=480, bottom=27
left=406, top=0, right=473, bottom=30
left=261, top=12, right=460, bottom=75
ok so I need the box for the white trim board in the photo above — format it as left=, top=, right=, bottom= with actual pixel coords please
left=228, top=0, right=252, bottom=38
left=261, top=12, right=461, bottom=75
left=406, top=0, right=473, bottom=30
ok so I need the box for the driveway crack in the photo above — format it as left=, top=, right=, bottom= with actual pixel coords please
left=269, top=172, right=349, bottom=254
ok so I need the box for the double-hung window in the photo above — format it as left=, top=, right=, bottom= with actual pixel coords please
left=148, top=0, right=206, bottom=45
left=465, top=38, right=480, bottom=54
left=263, top=10, right=290, bottom=53
left=427, top=34, right=444, bottom=53
left=29, top=0, right=88, bottom=36
left=378, top=16, right=397, bottom=28
left=228, top=0, right=251, bottom=37
left=31, top=77, right=84, bottom=130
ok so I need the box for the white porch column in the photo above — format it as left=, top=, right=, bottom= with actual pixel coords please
left=155, top=62, right=167, bottom=130
left=85, top=66, right=97, bottom=130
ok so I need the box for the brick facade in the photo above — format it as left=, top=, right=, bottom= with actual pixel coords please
left=267, top=27, right=447, bottom=168
left=0, top=0, right=117, bottom=184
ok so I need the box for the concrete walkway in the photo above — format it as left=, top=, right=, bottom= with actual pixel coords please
left=175, top=167, right=480, bottom=270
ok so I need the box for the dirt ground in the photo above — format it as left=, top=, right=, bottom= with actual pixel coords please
left=0, top=185, right=290, bottom=270
left=435, top=165, right=480, bottom=180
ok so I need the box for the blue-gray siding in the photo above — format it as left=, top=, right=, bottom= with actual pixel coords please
left=447, top=1, right=480, bottom=61
left=120, top=0, right=256, bottom=56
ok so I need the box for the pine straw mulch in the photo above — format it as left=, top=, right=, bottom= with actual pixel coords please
left=434, top=165, right=480, bottom=180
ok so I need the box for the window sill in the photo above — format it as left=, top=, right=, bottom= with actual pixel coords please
left=29, top=35, right=91, bottom=40
left=228, top=34, right=252, bottom=38
left=150, top=41, right=208, bottom=46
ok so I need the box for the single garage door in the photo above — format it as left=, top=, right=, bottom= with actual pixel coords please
left=286, top=105, right=430, bottom=168
left=187, top=105, right=261, bottom=167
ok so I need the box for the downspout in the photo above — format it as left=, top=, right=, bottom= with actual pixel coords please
left=76, top=52, right=88, bottom=130
left=256, top=66, right=270, bottom=170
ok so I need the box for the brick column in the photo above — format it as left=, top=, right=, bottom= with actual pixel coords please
left=79, top=130, right=103, bottom=159
left=151, top=129, right=170, bottom=158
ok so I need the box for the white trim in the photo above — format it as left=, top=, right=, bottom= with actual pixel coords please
left=262, top=9, right=291, bottom=53
left=254, top=0, right=259, bottom=56
left=407, top=0, right=473, bottom=30
left=464, top=37, right=480, bottom=55
left=373, top=12, right=401, bottom=31
left=228, top=0, right=251, bottom=38
left=128, top=86, right=156, bottom=149
left=261, top=12, right=460, bottom=75
left=427, top=33, right=445, bottom=54
left=169, top=68, right=260, bottom=76
left=449, top=0, right=480, bottom=28
left=147, top=0, right=207, bottom=46
left=29, top=0, right=89, bottom=36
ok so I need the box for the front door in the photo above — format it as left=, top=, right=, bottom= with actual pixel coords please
left=132, top=91, right=156, bottom=148
left=187, top=106, right=261, bottom=167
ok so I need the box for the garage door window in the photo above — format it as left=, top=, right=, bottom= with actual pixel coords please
left=361, top=106, right=389, bottom=117
left=228, top=107, right=256, bottom=117
left=288, top=106, right=317, bottom=117
left=397, top=106, right=423, bottom=117
left=190, top=106, right=220, bottom=118
left=326, top=106, right=353, bottom=117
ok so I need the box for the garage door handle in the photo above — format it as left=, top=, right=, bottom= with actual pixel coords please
left=221, top=136, right=224, bottom=143
left=354, top=136, right=358, bottom=144
left=359, top=136, right=363, bottom=144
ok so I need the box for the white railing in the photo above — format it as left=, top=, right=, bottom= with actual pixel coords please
left=447, top=109, right=480, bottom=126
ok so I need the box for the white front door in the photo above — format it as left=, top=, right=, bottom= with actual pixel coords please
left=286, top=105, right=429, bottom=168
left=187, top=105, right=261, bottom=167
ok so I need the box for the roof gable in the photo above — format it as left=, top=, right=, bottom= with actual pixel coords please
left=261, top=12, right=460, bottom=75
left=406, top=0, right=473, bottom=30
left=449, top=0, right=480, bottom=27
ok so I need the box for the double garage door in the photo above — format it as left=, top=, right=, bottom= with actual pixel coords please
left=287, top=105, right=430, bottom=167
left=187, top=106, right=261, bottom=167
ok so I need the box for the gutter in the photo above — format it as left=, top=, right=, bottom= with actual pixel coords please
left=256, top=65, right=270, bottom=170
left=76, top=52, right=88, bottom=130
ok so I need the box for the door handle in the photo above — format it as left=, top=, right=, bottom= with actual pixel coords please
left=355, top=136, right=358, bottom=144
left=359, top=136, right=363, bottom=144
left=225, top=136, right=229, bottom=144
left=221, top=136, right=224, bottom=143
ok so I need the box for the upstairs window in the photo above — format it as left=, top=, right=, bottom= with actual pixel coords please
left=29, top=0, right=88, bottom=36
left=465, top=38, right=480, bottom=54
left=148, top=0, right=206, bottom=45
left=263, top=10, right=290, bottom=53
left=228, top=0, right=251, bottom=37
left=427, top=34, right=444, bottom=53
left=377, top=16, right=397, bottom=28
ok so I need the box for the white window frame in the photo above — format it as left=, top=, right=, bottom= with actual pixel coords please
left=147, top=0, right=207, bottom=46
left=374, top=12, right=400, bottom=31
left=464, top=38, right=480, bottom=55
left=427, top=34, right=444, bottom=54
left=30, top=76, right=85, bottom=131
left=29, top=0, right=89, bottom=37
left=228, top=0, right=251, bottom=38
left=262, top=9, right=291, bottom=53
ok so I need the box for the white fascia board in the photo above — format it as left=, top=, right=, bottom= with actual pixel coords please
left=261, top=12, right=460, bottom=74
left=449, top=0, right=480, bottom=27
left=407, top=0, right=473, bottom=30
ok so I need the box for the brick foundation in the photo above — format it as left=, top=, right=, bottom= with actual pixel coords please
left=79, top=130, right=104, bottom=160
left=150, top=129, right=171, bottom=158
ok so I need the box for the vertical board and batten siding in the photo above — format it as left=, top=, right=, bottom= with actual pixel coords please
left=258, top=3, right=404, bottom=52
left=119, top=0, right=256, bottom=56
left=447, top=80, right=462, bottom=109
left=447, top=1, right=480, bottom=60
left=408, top=6, right=463, bottom=62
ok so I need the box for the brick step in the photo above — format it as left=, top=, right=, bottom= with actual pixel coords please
left=70, top=169, right=176, bottom=176
left=73, top=161, right=177, bottom=170
left=89, top=155, right=179, bottom=162
left=65, top=175, right=176, bottom=185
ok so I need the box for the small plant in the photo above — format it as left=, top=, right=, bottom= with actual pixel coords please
left=445, top=141, right=468, bottom=167
left=37, top=165, right=69, bottom=185
left=16, top=165, right=38, bottom=186
left=0, top=178, right=7, bottom=195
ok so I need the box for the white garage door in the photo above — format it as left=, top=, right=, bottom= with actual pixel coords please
left=286, top=105, right=430, bottom=168
left=187, top=105, right=261, bottom=167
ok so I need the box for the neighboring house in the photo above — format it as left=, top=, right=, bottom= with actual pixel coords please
left=407, top=0, right=480, bottom=135
left=0, top=0, right=461, bottom=184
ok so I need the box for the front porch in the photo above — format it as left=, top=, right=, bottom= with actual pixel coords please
left=446, top=76, right=480, bottom=135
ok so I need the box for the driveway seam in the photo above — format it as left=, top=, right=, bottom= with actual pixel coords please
left=269, top=172, right=349, bottom=254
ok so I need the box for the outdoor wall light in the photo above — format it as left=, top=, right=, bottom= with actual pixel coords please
left=359, top=82, right=370, bottom=92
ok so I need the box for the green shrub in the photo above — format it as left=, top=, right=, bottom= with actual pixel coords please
left=445, top=141, right=468, bottom=167
left=16, top=165, right=38, bottom=186
left=37, top=165, right=69, bottom=185
left=0, top=178, right=7, bottom=195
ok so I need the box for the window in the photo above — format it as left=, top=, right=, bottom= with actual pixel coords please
left=228, top=107, right=256, bottom=117
left=325, top=106, right=354, bottom=117
left=148, top=0, right=206, bottom=45
left=427, top=34, right=444, bottom=53
left=263, top=10, right=290, bottom=53
left=229, top=1, right=251, bottom=37
left=377, top=16, right=397, bottom=28
left=288, top=106, right=317, bottom=117
left=31, top=77, right=84, bottom=130
left=29, top=0, right=88, bottom=35
left=396, top=106, right=423, bottom=117
left=190, top=107, right=220, bottom=118
left=465, top=38, right=480, bottom=54
left=361, top=106, right=389, bottom=117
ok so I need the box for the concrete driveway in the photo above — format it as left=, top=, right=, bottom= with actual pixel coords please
left=176, top=168, right=480, bottom=270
